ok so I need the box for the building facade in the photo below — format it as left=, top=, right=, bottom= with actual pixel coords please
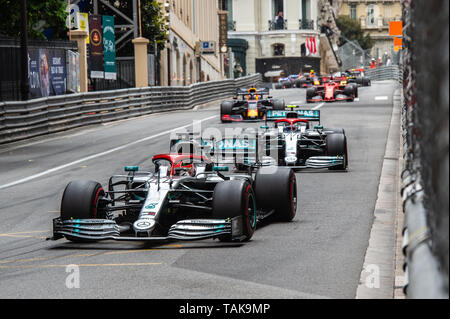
left=159, top=0, right=225, bottom=86
left=339, top=0, right=402, bottom=61
left=226, top=0, right=324, bottom=78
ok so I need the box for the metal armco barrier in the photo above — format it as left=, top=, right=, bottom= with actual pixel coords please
left=400, top=0, right=448, bottom=299
left=0, top=74, right=262, bottom=144
left=365, top=65, right=403, bottom=84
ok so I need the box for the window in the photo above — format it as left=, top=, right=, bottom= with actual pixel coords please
left=367, top=4, right=376, bottom=27
left=273, top=43, right=285, bottom=56
left=350, top=4, right=357, bottom=20
left=272, top=0, right=284, bottom=18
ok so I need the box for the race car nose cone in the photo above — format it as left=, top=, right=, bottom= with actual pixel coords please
left=248, top=110, right=258, bottom=118
left=133, top=218, right=156, bottom=235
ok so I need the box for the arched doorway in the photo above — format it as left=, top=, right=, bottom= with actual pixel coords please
left=189, top=60, right=194, bottom=85
left=182, top=54, right=187, bottom=86
left=175, top=49, right=180, bottom=85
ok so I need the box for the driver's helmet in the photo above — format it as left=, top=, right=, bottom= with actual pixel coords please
left=173, top=161, right=196, bottom=177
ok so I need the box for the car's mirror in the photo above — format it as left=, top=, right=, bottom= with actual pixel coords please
left=314, top=125, right=324, bottom=130
left=260, top=125, right=270, bottom=129
left=213, top=166, right=229, bottom=172
left=125, top=166, right=139, bottom=172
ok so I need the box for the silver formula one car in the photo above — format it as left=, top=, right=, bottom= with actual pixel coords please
left=51, top=153, right=297, bottom=244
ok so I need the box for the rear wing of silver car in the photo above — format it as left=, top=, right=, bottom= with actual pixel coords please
left=266, top=107, right=321, bottom=123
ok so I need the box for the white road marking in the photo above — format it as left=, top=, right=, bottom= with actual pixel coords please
left=312, top=103, right=325, bottom=110
left=0, top=115, right=218, bottom=190
left=375, top=96, right=389, bottom=101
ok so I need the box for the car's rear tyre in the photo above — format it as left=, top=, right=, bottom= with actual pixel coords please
left=274, top=84, right=282, bottom=90
left=351, top=83, right=359, bottom=98
left=295, top=79, right=305, bottom=88
left=254, top=167, right=297, bottom=222
left=60, top=180, right=106, bottom=242
left=306, top=87, right=316, bottom=103
left=323, top=128, right=345, bottom=135
left=326, top=133, right=348, bottom=170
left=212, top=180, right=257, bottom=242
left=273, top=99, right=285, bottom=110
left=281, top=81, right=291, bottom=89
left=220, top=101, right=234, bottom=123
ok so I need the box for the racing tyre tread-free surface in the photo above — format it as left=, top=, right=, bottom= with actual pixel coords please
left=254, top=167, right=297, bottom=222
left=326, top=133, right=348, bottom=170
left=273, top=99, right=286, bottom=110
left=212, top=180, right=257, bottom=241
left=220, top=101, right=234, bottom=123
left=60, top=180, right=106, bottom=242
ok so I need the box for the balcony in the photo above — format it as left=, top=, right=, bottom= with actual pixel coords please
left=268, top=19, right=288, bottom=31
left=299, top=19, right=315, bottom=30
left=227, top=20, right=236, bottom=31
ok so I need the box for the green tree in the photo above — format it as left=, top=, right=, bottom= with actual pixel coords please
left=0, top=0, right=68, bottom=40
left=141, top=0, right=169, bottom=54
left=336, top=15, right=374, bottom=50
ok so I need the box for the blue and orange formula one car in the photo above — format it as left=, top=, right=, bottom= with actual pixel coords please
left=220, top=88, right=285, bottom=122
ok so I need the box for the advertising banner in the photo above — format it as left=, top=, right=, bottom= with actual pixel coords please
left=102, top=15, right=117, bottom=80
left=67, top=50, right=80, bottom=93
left=28, top=49, right=41, bottom=99
left=89, top=14, right=104, bottom=79
left=28, top=48, right=67, bottom=98
left=76, top=12, right=90, bottom=44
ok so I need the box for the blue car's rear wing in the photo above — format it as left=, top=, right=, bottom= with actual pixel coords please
left=266, top=108, right=321, bottom=123
left=236, top=87, right=270, bottom=96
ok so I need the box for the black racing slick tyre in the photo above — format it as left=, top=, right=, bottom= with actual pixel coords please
left=306, top=87, right=316, bottom=103
left=254, top=167, right=297, bottom=222
left=322, top=128, right=345, bottom=135
left=220, top=101, right=233, bottom=123
left=273, top=99, right=285, bottom=110
left=61, top=180, right=106, bottom=221
left=350, top=83, right=358, bottom=98
left=326, top=133, right=348, bottom=170
left=212, top=180, right=257, bottom=242
left=60, top=180, right=106, bottom=242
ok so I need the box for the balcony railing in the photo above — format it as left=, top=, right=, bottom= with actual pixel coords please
left=227, top=20, right=236, bottom=31
left=268, top=19, right=288, bottom=31
left=299, top=19, right=315, bottom=30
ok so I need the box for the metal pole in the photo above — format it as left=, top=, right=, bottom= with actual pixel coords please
left=20, top=0, right=29, bottom=101
left=132, top=0, right=138, bottom=38
left=138, top=0, right=142, bottom=38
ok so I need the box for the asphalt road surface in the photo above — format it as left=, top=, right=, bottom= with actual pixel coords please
left=0, top=81, right=398, bottom=298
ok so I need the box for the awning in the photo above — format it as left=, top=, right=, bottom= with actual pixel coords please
left=264, top=70, right=284, bottom=77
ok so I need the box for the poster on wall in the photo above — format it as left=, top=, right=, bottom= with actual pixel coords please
left=28, top=50, right=41, bottom=99
left=28, top=49, right=67, bottom=98
left=48, top=49, right=67, bottom=95
left=76, top=12, right=90, bottom=44
left=102, top=15, right=116, bottom=80
left=67, top=50, right=80, bottom=93
left=39, top=49, right=52, bottom=97
left=89, top=14, right=104, bottom=79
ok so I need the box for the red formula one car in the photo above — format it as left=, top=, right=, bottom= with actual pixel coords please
left=306, top=80, right=358, bottom=103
